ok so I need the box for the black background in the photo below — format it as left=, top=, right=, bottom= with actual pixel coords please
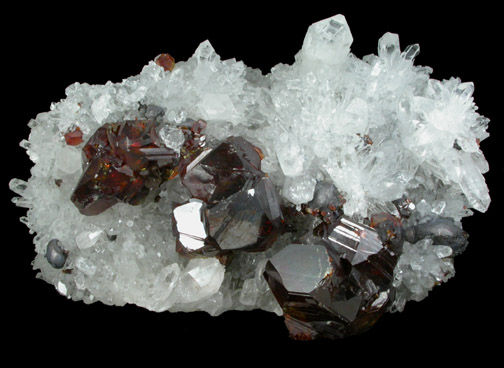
left=4, top=2, right=501, bottom=362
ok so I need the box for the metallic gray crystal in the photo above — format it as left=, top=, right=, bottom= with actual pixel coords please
left=45, top=239, right=67, bottom=269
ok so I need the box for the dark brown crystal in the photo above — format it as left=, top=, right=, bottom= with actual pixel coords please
left=206, top=176, right=281, bottom=253
left=180, top=136, right=263, bottom=205
left=264, top=216, right=399, bottom=340
left=174, top=136, right=283, bottom=257
left=71, top=120, right=179, bottom=215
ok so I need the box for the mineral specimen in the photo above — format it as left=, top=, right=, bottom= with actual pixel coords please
left=264, top=216, right=398, bottom=339
left=10, top=14, right=491, bottom=340
left=71, top=120, right=181, bottom=215
left=174, top=135, right=283, bottom=257
left=179, top=136, right=264, bottom=205
left=70, top=118, right=208, bottom=216
left=45, top=239, right=68, bottom=269
left=64, top=127, right=83, bottom=146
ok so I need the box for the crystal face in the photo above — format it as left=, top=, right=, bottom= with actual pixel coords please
left=174, top=136, right=283, bottom=257
left=10, top=14, right=491, bottom=341
left=180, top=136, right=264, bottom=204
left=45, top=239, right=68, bottom=269
left=64, top=127, right=83, bottom=146
left=264, top=217, right=398, bottom=340
left=71, top=120, right=180, bottom=215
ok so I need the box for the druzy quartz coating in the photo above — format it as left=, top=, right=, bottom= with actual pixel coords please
left=11, top=14, right=491, bottom=341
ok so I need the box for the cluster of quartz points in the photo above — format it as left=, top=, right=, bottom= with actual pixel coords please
left=64, top=116, right=467, bottom=340
left=11, top=13, right=489, bottom=341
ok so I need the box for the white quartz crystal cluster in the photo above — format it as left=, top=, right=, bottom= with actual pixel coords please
left=392, top=239, right=455, bottom=312
left=10, top=15, right=490, bottom=316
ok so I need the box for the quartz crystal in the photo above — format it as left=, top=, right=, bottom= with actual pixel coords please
left=10, top=14, right=491, bottom=340
left=174, top=136, right=283, bottom=257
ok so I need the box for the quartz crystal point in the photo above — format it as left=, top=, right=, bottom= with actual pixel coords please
left=11, top=13, right=492, bottom=341
left=264, top=216, right=398, bottom=340
left=174, top=136, right=283, bottom=257
left=300, top=14, right=353, bottom=65
left=71, top=120, right=180, bottom=215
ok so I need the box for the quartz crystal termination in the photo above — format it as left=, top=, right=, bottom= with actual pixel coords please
left=9, top=13, right=491, bottom=341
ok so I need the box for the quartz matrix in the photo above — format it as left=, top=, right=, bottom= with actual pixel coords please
left=10, top=14, right=490, bottom=339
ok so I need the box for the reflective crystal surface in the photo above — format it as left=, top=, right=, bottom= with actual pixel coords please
left=180, top=136, right=263, bottom=205
left=45, top=239, right=67, bottom=269
left=206, top=176, right=281, bottom=253
left=264, top=216, right=398, bottom=340
left=71, top=120, right=179, bottom=215
left=175, top=136, right=282, bottom=257
left=172, top=199, right=220, bottom=257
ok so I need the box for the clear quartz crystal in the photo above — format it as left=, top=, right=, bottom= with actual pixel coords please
left=378, top=33, right=400, bottom=58
left=76, top=229, right=103, bottom=249
left=11, top=14, right=490, bottom=335
left=283, top=174, right=317, bottom=205
left=159, top=124, right=185, bottom=152
left=300, top=14, right=353, bottom=65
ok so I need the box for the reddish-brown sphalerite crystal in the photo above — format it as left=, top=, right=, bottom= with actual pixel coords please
left=64, top=127, right=83, bottom=146
left=173, top=136, right=283, bottom=257
left=155, top=53, right=176, bottom=72
left=71, top=120, right=180, bottom=215
left=264, top=216, right=399, bottom=340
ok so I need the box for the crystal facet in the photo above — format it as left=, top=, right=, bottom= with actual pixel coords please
left=155, top=53, right=176, bottom=72
left=45, top=239, right=67, bottom=269
left=11, top=14, right=491, bottom=341
left=175, top=136, right=283, bottom=257
left=180, top=136, right=263, bottom=204
left=71, top=120, right=179, bottom=215
left=64, top=127, right=83, bottom=146
left=264, top=216, right=398, bottom=340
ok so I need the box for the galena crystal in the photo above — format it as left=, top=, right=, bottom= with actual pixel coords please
left=10, top=13, right=492, bottom=341
left=45, top=239, right=68, bottom=269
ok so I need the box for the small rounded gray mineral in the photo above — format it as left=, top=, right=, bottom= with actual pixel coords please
left=45, top=239, right=67, bottom=269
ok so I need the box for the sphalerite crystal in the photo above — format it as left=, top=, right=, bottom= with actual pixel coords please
left=263, top=214, right=399, bottom=339
left=174, top=136, right=282, bottom=258
left=71, top=118, right=207, bottom=215
left=10, top=14, right=491, bottom=340
left=71, top=120, right=178, bottom=215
